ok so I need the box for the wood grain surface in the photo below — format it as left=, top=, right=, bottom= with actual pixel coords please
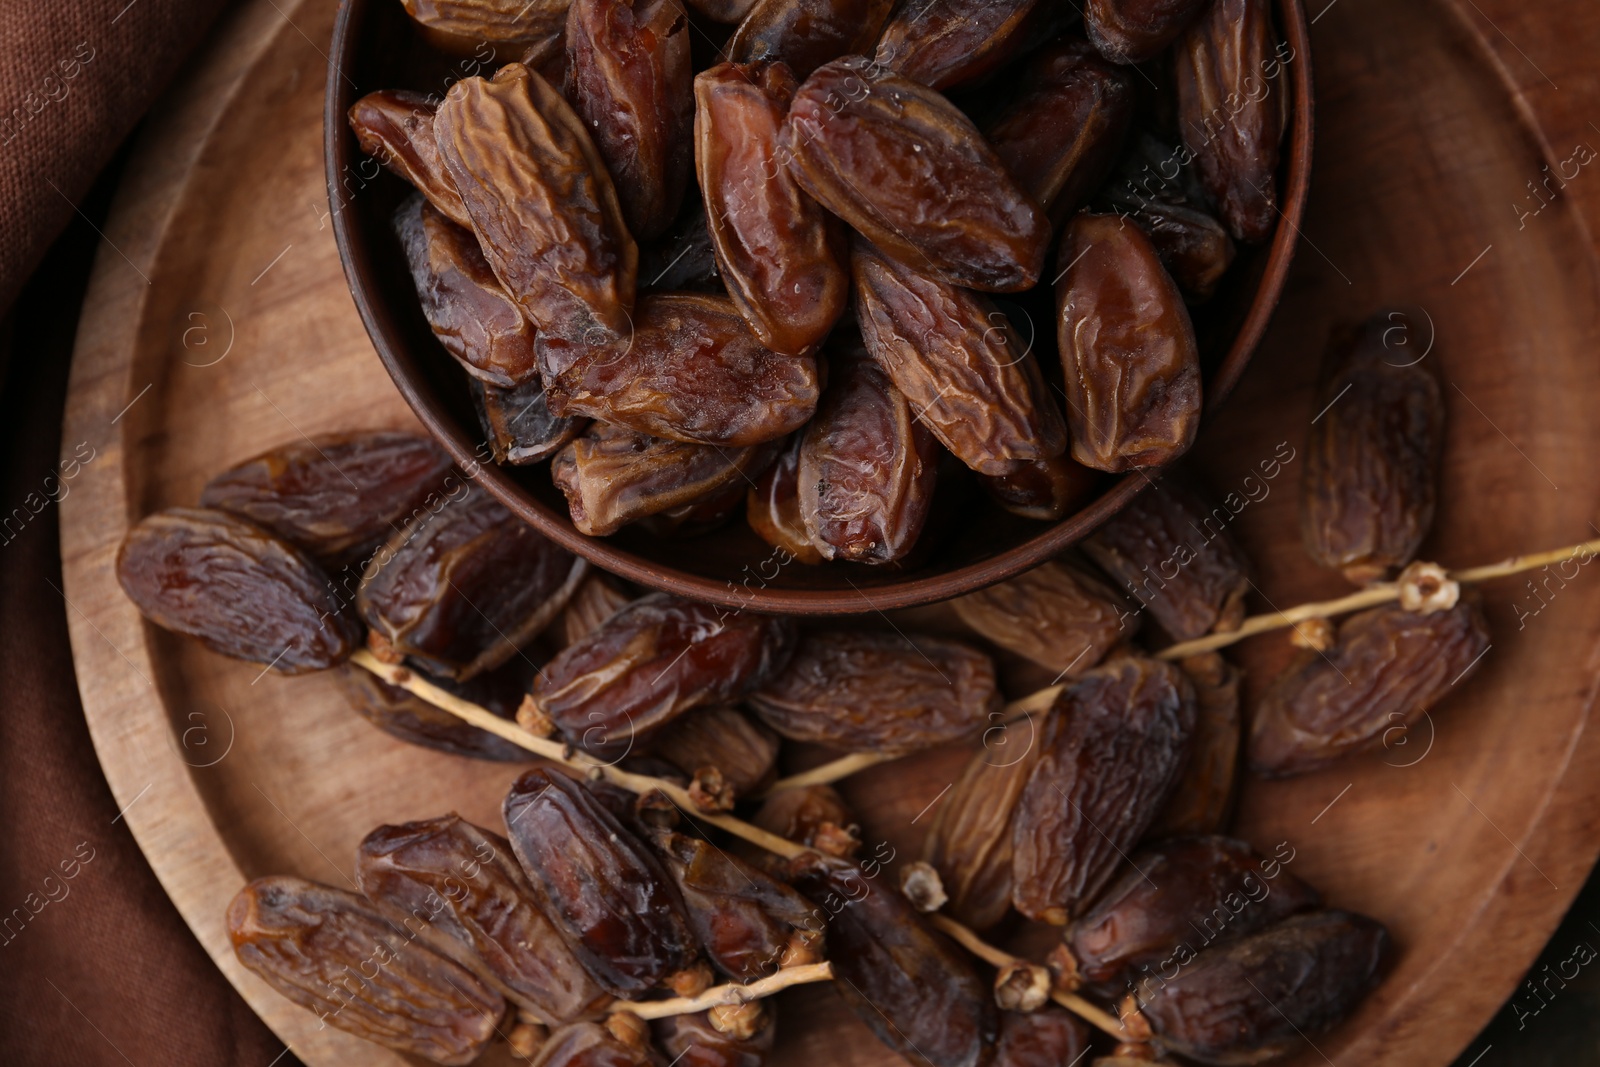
left=57, top=0, right=1600, bottom=1064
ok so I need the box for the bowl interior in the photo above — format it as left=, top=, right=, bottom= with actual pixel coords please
left=326, top=0, right=1313, bottom=614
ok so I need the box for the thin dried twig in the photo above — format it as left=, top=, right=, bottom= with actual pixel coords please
left=608, top=962, right=835, bottom=1019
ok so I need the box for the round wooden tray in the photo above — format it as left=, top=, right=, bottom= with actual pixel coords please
left=59, top=0, right=1600, bottom=1064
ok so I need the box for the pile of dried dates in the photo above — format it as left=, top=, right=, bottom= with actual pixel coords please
left=346, top=0, right=1295, bottom=563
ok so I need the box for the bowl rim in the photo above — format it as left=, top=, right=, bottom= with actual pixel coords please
left=325, top=0, right=1314, bottom=616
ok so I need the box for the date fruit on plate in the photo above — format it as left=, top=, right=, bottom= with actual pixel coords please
left=746, top=434, right=824, bottom=564
left=531, top=592, right=796, bottom=759
left=780, top=56, right=1050, bottom=293
left=334, top=656, right=537, bottom=760
left=472, top=374, right=586, bottom=466
left=539, top=293, right=820, bottom=447
left=694, top=60, right=848, bottom=357
left=1064, top=836, right=1320, bottom=991
left=727, top=0, right=896, bottom=79
left=358, top=483, right=586, bottom=680
left=400, top=0, right=570, bottom=45
left=227, top=876, right=504, bottom=1065
left=118, top=507, right=360, bottom=673
left=1097, top=135, right=1237, bottom=303
left=979, top=453, right=1101, bottom=522
left=1081, top=473, right=1252, bottom=641
left=654, top=1005, right=776, bottom=1067
left=567, top=0, right=694, bottom=239
left=1056, top=212, right=1201, bottom=472
left=797, top=350, right=939, bottom=564
left=875, top=0, right=1051, bottom=91
left=1134, top=910, right=1390, bottom=1065
left=435, top=63, right=637, bottom=343
left=1149, top=652, right=1242, bottom=836
left=748, top=629, right=1001, bottom=754
left=1012, top=656, right=1195, bottom=924
left=983, top=38, right=1134, bottom=227
left=1086, top=0, right=1211, bottom=65
left=1174, top=0, right=1291, bottom=244
left=922, top=737, right=1040, bottom=931
left=348, top=90, right=473, bottom=228
left=1301, top=308, right=1445, bottom=585
left=1249, top=597, right=1491, bottom=777
left=993, top=1006, right=1089, bottom=1067
left=355, top=815, right=607, bottom=1023
left=950, top=557, right=1133, bottom=676
left=791, top=854, right=995, bottom=1067
left=503, top=768, right=700, bottom=997
left=395, top=195, right=540, bottom=388
left=853, top=241, right=1067, bottom=476
left=199, top=431, right=455, bottom=570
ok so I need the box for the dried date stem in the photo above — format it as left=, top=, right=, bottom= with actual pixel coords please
left=608, top=962, right=834, bottom=1019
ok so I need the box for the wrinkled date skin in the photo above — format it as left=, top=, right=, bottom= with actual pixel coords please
left=790, top=854, right=995, bottom=1067
left=1139, top=910, right=1390, bottom=1065
left=1086, top=0, right=1211, bottom=65
left=652, top=705, right=781, bottom=798
left=749, top=629, right=1000, bottom=753
left=1174, top=0, right=1289, bottom=244
left=559, top=574, right=634, bottom=645
left=335, top=658, right=537, bottom=760
left=435, top=63, right=638, bottom=343
left=854, top=241, right=1067, bottom=476
left=199, top=431, right=454, bottom=570
left=540, top=293, right=819, bottom=446
left=781, top=56, right=1050, bottom=293
left=654, top=1007, right=776, bottom=1067
left=553, top=422, right=781, bottom=536
left=348, top=90, right=473, bottom=228
left=993, top=1007, right=1089, bottom=1067
left=747, top=434, right=824, bottom=564
left=357, top=484, right=586, bottom=681
left=395, top=195, right=540, bottom=388
left=532, top=1021, right=661, bottom=1067
left=1081, top=473, right=1252, bottom=641
left=695, top=61, right=848, bottom=357
left=532, top=592, right=796, bottom=759
left=983, top=38, right=1134, bottom=227
left=1066, top=836, right=1320, bottom=991
left=922, top=739, right=1039, bottom=931
left=226, top=876, right=504, bottom=1066
left=355, top=815, right=607, bottom=1023
left=402, top=0, right=571, bottom=43
left=1011, top=656, right=1195, bottom=924
left=1150, top=652, right=1242, bottom=836
left=1301, top=309, right=1445, bottom=584
left=797, top=351, right=939, bottom=564
left=1056, top=213, right=1201, bottom=472
left=649, top=827, right=822, bottom=981
left=876, top=0, right=1049, bottom=91
left=950, top=557, right=1133, bottom=676
left=503, top=769, right=699, bottom=996
left=682, top=0, right=760, bottom=23
left=118, top=508, right=360, bottom=673
left=568, top=0, right=694, bottom=239
left=473, top=375, right=586, bottom=466
left=1250, top=598, right=1490, bottom=777
left=728, top=0, right=895, bottom=79
left=980, top=454, right=1102, bottom=522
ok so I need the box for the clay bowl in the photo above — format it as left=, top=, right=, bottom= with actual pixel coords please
left=326, top=0, right=1313, bottom=615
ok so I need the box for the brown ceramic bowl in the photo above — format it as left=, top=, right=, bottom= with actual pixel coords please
left=325, top=2, right=1313, bottom=615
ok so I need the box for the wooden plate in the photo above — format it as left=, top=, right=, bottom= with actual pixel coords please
left=59, top=0, right=1600, bottom=1064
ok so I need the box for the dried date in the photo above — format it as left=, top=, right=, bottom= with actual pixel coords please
left=539, top=293, right=819, bottom=447
left=651, top=705, right=781, bottom=801
left=1149, top=652, right=1241, bottom=836
left=750, top=629, right=1000, bottom=753
left=727, top=0, right=895, bottom=79
left=853, top=241, right=1067, bottom=476
left=751, top=784, right=860, bottom=858
left=875, top=0, right=1050, bottom=91
left=435, top=63, right=637, bottom=343
left=1136, top=910, right=1389, bottom=1065
left=797, top=350, right=939, bottom=564
left=395, top=195, right=541, bottom=388
left=531, top=592, right=796, bottom=759
left=746, top=434, right=823, bottom=564
left=1081, top=473, right=1251, bottom=641
left=1249, top=597, right=1490, bottom=777
left=348, top=90, right=473, bottom=228
left=532, top=1021, right=661, bottom=1067
left=1300, top=309, right=1445, bottom=584
left=979, top=454, right=1101, bottom=522
left=781, top=56, right=1049, bottom=293
left=654, top=1006, right=775, bottom=1067
left=226, top=876, right=504, bottom=1065
left=472, top=374, right=586, bottom=466
left=950, top=557, right=1133, bottom=676
left=1011, top=655, right=1195, bottom=924
left=503, top=768, right=699, bottom=996
left=922, top=739, right=1039, bottom=931
left=568, top=0, right=694, bottom=239
left=558, top=573, right=633, bottom=644
left=993, top=1007, right=1089, bottom=1067
left=334, top=658, right=536, bottom=760
left=695, top=60, right=848, bottom=357
left=1056, top=212, right=1201, bottom=472
left=401, top=0, right=570, bottom=44
left=118, top=508, right=360, bottom=673
left=357, top=483, right=586, bottom=681
left=1086, top=0, right=1211, bottom=65
left=199, top=431, right=455, bottom=570
left=355, top=815, right=607, bottom=1023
